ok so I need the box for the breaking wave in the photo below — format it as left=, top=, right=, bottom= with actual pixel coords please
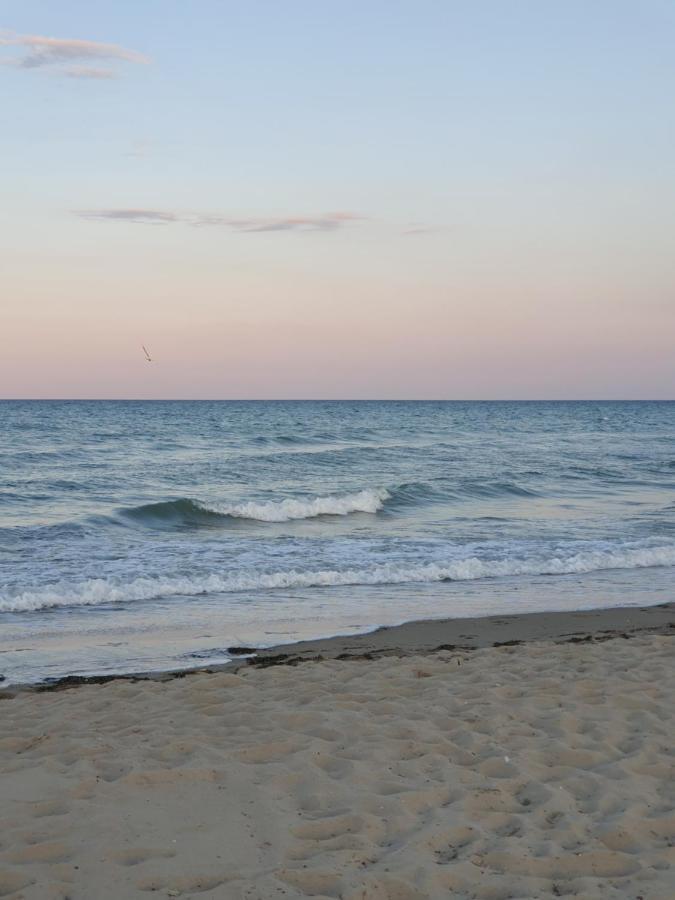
left=121, top=488, right=391, bottom=525
left=210, top=488, right=390, bottom=521
left=4, top=542, right=675, bottom=613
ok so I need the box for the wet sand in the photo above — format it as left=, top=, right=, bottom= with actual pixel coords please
left=244, top=600, right=675, bottom=668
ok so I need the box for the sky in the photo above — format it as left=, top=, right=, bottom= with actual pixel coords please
left=2, top=0, right=675, bottom=399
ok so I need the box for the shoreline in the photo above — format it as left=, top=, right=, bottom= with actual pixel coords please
left=4, top=599, right=673, bottom=697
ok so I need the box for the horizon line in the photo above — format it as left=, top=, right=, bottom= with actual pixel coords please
left=1, top=398, right=674, bottom=404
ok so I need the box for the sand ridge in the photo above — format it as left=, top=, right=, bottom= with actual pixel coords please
left=1, top=634, right=674, bottom=899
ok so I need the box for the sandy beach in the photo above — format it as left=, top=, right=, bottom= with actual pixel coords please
left=1, top=604, right=674, bottom=900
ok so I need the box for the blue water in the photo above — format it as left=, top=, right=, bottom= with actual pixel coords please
left=1, top=400, right=674, bottom=684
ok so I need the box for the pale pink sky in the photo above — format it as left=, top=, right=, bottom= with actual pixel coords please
left=3, top=1, right=675, bottom=398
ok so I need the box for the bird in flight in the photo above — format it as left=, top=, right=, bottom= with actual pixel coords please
left=142, top=344, right=153, bottom=362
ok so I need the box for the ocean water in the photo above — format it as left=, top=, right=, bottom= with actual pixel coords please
left=1, top=400, right=674, bottom=684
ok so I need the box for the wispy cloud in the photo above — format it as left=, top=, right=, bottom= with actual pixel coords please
left=401, top=224, right=446, bottom=236
left=194, top=212, right=365, bottom=232
left=75, top=209, right=365, bottom=233
left=77, top=209, right=178, bottom=225
left=0, top=30, right=148, bottom=76
left=63, top=65, right=116, bottom=80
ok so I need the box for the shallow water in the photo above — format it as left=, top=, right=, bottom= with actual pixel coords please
left=1, top=400, right=674, bottom=683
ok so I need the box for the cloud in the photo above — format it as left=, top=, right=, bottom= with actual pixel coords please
left=75, top=209, right=365, bottom=233
left=77, top=209, right=178, bottom=225
left=63, top=65, right=116, bottom=80
left=401, top=224, right=447, bottom=236
left=193, top=211, right=365, bottom=232
left=0, top=30, right=148, bottom=75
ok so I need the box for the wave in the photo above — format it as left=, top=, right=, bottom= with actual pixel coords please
left=208, top=488, right=390, bottom=522
left=121, top=499, right=229, bottom=527
left=121, top=488, right=391, bottom=526
left=4, top=542, right=675, bottom=613
left=119, top=478, right=544, bottom=529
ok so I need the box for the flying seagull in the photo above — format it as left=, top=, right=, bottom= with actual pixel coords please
left=142, top=344, right=153, bottom=362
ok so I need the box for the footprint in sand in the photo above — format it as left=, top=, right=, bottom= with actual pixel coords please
left=30, top=800, right=70, bottom=818
left=292, top=813, right=364, bottom=841
left=110, top=847, right=177, bottom=866
left=8, top=841, right=72, bottom=865
left=429, top=825, right=478, bottom=863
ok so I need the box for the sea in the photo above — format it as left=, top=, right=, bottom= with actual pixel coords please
left=1, top=400, right=674, bottom=685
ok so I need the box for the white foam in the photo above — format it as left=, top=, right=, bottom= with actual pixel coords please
left=203, top=488, right=390, bottom=522
left=3, top=543, right=675, bottom=613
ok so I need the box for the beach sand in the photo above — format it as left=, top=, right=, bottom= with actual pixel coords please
left=1, top=605, right=674, bottom=899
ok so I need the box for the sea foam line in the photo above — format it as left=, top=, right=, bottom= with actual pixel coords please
left=3, top=543, right=675, bottom=613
